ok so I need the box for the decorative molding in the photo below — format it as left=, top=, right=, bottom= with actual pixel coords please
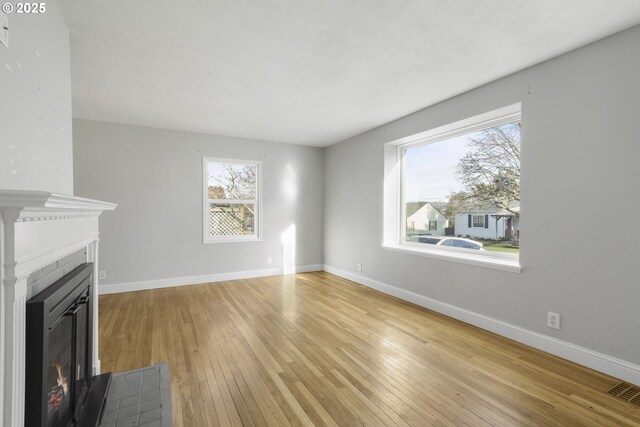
left=5, top=279, right=27, bottom=427
left=15, top=213, right=104, bottom=222
left=323, top=264, right=640, bottom=386
left=86, top=240, right=101, bottom=375
left=99, top=264, right=324, bottom=295
left=0, top=190, right=117, bottom=210
left=0, top=190, right=117, bottom=223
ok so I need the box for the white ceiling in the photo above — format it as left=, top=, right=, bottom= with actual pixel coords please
left=58, top=0, right=640, bottom=147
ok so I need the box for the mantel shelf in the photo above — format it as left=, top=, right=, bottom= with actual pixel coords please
left=0, top=190, right=117, bottom=222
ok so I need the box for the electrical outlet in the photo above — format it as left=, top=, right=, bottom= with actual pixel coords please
left=99, top=270, right=106, bottom=280
left=357, top=263, right=362, bottom=272
left=267, top=257, right=272, bottom=265
left=547, top=312, right=560, bottom=330
left=1, top=13, right=8, bottom=48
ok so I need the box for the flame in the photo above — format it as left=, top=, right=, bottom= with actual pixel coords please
left=48, top=363, right=69, bottom=410
left=54, top=363, right=69, bottom=396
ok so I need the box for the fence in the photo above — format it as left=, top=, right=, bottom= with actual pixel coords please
left=209, top=206, right=253, bottom=236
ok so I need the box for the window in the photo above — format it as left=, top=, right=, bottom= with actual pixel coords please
left=382, top=104, right=522, bottom=271
left=409, top=221, right=415, bottom=231
left=203, top=157, right=260, bottom=243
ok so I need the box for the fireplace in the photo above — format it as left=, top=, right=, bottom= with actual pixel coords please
left=25, top=263, right=111, bottom=427
left=0, top=190, right=116, bottom=426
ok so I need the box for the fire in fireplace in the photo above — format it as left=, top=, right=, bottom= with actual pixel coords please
left=26, top=263, right=111, bottom=427
left=48, top=362, right=69, bottom=416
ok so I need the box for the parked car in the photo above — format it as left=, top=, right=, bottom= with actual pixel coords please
left=408, top=235, right=484, bottom=251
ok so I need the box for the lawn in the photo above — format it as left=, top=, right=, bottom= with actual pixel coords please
left=478, top=239, right=520, bottom=254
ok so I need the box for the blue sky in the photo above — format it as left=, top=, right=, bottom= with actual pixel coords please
left=404, top=133, right=478, bottom=202
left=405, top=122, right=520, bottom=202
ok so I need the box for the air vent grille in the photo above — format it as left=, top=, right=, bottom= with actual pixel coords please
left=608, top=383, right=640, bottom=405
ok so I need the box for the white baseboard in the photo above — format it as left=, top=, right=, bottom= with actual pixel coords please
left=99, top=264, right=323, bottom=295
left=323, top=264, right=640, bottom=386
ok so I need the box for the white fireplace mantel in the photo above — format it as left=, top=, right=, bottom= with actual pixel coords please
left=0, top=190, right=116, bottom=427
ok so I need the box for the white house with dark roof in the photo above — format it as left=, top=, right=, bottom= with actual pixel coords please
left=406, top=202, right=448, bottom=236
left=454, top=207, right=520, bottom=240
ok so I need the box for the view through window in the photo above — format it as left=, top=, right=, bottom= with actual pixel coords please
left=402, top=120, right=520, bottom=256
left=204, top=158, right=259, bottom=242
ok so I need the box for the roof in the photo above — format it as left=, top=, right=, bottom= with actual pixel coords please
left=406, top=201, right=447, bottom=218
left=456, top=206, right=520, bottom=215
left=406, top=202, right=427, bottom=217
left=490, top=206, right=520, bottom=217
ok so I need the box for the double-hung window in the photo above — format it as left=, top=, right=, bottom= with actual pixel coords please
left=203, top=157, right=261, bottom=243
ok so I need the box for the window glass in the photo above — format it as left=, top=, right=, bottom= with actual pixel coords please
left=403, top=120, right=520, bottom=256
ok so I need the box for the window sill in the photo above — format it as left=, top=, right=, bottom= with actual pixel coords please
left=203, top=237, right=261, bottom=244
left=382, top=244, right=522, bottom=273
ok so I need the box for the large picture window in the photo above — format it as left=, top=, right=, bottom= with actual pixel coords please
left=203, top=157, right=260, bottom=243
left=402, top=112, right=520, bottom=258
left=383, top=104, right=521, bottom=271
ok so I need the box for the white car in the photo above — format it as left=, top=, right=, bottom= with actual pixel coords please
left=409, top=235, right=484, bottom=251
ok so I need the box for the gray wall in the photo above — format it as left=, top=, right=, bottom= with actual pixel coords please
left=0, top=1, right=73, bottom=193
left=73, top=119, right=324, bottom=285
left=324, top=25, right=640, bottom=364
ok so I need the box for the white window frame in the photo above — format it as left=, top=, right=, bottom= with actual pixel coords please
left=202, top=157, right=262, bottom=244
left=429, top=220, right=438, bottom=231
left=382, top=104, right=522, bottom=273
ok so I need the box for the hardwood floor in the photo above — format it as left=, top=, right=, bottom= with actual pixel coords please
left=99, top=272, right=640, bottom=426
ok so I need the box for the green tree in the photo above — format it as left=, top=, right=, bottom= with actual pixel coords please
left=444, top=191, right=473, bottom=227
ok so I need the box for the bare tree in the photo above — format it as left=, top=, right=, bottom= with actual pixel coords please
left=456, top=122, right=520, bottom=214
left=208, top=165, right=257, bottom=223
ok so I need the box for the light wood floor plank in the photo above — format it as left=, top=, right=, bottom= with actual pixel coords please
left=99, top=272, right=640, bottom=426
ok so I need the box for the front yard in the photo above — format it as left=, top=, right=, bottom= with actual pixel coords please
left=479, top=239, right=520, bottom=254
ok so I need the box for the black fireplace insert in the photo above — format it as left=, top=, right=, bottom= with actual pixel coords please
left=26, top=263, right=111, bottom=427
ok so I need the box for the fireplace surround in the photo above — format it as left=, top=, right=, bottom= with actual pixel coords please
left=0, top=191, right=116, bottom=427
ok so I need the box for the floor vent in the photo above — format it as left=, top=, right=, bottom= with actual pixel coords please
left=608, top=383, right=640, bottom=405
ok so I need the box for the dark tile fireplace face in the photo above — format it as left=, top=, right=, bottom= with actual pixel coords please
left=26, top=263, right=102, bottom=427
